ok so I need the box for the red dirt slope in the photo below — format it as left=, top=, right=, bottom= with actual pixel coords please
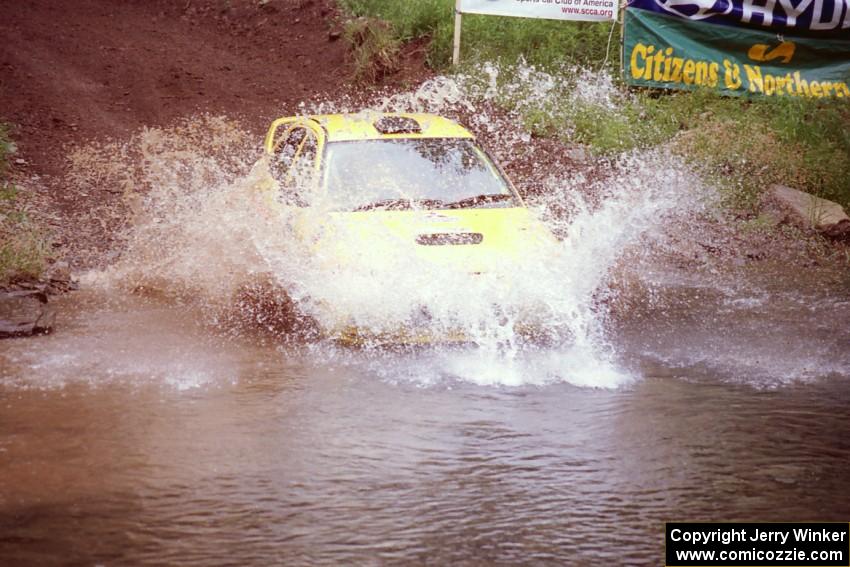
left=0, top=0, right=349, bottom=175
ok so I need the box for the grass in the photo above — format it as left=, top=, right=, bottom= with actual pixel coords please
left=340, top=0, right=447, bottom=43
left=673, top=96, right=850, bottom=210
left=338, top=0, right=615, bottom=69
left=0, top=124, right=51, bottom=284
left=510, top=82, right=850, bottom=209
left=0, top=124, right=13, bottom=173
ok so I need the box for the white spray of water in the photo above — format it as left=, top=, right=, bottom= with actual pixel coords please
left=77, top=65, right=707, bottom=389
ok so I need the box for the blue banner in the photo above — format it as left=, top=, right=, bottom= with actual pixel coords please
left=624, top=8, right=850, bottom=98
left=627, top=0, right=850, bottom=37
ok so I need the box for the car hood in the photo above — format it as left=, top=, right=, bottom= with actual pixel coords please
left=296, top=206, right=557, bottom=275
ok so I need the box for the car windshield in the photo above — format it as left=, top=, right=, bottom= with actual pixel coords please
left=323, top=138, right=517, bottom=211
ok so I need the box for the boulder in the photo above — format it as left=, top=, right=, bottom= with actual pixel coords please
left=0, top=290, right=55, bottom=339
left=765, top=184, right=850, bottom=239
left=44, top=260, right=77, bottom=293
left=566, top=144, right=589, bottom=164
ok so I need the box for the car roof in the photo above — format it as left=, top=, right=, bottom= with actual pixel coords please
left=307, top=112, right=475, bottom=142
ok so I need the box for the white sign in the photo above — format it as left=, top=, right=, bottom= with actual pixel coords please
left=459, top=0, right=618, bottom=23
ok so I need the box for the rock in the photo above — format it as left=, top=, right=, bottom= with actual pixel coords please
left=566, top=145, right=589, bottom=164
left=328, top=30, right=341, bottom=42
left=758, top=209, right=786, bottom=228
left=765, top=185, right=850, bottom=237
left=0, top=289, right=47, bottom=309
left=14, top=158, right=27, bottom=166
left=821, top=219, right=850, bottom=241
left=45, top=260, right=76, bottom=293
left=0, top=290, right=55, bottom=339
left=14, top=279, right=48, bottom=293
left=33, top=306, right=57, bottom=334
left=0, top=320, right=38, bottom=338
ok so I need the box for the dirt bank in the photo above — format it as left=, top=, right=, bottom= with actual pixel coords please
left=0, top=0, right=371, bottom=273
left=0, top=0, right=442, bottom=274
left=0, top=0, right=350, bottom=176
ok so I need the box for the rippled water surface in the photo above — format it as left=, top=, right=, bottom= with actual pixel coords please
left=2, top=271, right=849, bottom=566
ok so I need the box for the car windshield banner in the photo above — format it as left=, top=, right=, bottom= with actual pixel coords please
left=458, top=0, right=618, bottom=22
left=628, top=0, right=850, bottom=38
left=623, top=3, right=850, bottom=97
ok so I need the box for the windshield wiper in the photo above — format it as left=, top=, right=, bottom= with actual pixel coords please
left=444, top=193, right=514, bottom=209
left=353, top=198, right=445, bottom=212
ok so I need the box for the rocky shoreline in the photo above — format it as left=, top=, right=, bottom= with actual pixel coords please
left=0, top=262, right=75, bottom=339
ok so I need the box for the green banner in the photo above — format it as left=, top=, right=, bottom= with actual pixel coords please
left=623, top=8, right=850, bottom=98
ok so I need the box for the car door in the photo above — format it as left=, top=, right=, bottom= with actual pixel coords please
left=258, top=118, right=334, bottom=252
left=264, top=118, right=326, bottom=206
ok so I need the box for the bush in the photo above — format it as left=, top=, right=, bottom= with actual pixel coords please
left=343, top=16, right=401, bottom=84
left=0, top=125, right=51, bottom=283
left=0, top=123, right=14, bottom=175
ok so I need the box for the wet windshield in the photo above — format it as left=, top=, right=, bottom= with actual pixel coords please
left=323, top=138, right=517, bottom=211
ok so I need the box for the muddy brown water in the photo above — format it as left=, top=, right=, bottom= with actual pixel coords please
left=1, top=268, right=849, bottom=566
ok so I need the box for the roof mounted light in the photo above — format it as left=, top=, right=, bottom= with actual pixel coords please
left=374, top=116, right=422, bottom=135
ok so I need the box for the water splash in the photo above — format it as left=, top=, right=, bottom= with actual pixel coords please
left=66, top=65, right=713, bottom=389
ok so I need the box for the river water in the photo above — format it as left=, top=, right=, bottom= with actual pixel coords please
left=2, top=265, right=848, bottom=566
left=3, top=68, right=850, bottom=565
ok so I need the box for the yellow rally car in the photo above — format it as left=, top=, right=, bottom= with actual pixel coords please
left=248, top=112, right=558, bottom=345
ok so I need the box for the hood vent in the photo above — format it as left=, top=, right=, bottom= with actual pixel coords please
left=416, top=233, right=483, bottom=246
left=374, top=116, right=422, bottom=135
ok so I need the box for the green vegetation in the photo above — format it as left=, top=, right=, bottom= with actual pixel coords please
left=673, top=95, right=850, bottom=210
left=0, top=124, right=12, bottom=172
left=512, top=85, right=850, bottom=209
left=339, top=0, right=447, bottom=44
left=336, top=0, right=850, bottom=211
left=344, top=17, right=401, bottom=84
left=338, top=0, right=614, bottom=68
left=0, top=124, right=50, bottom=284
